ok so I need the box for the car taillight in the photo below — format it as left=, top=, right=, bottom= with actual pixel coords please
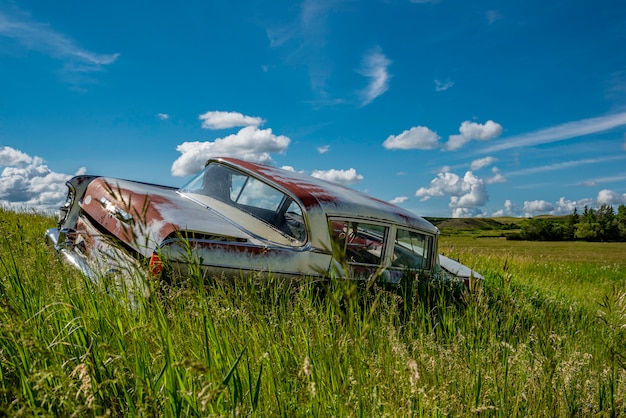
left=149, top=252, right=163, bottom=276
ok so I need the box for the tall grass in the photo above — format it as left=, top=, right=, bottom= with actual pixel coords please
left=0, top=208, right=625, bottom=416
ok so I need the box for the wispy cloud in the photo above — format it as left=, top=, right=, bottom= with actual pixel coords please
left=486, top=10, right=503, bottom=24
left=316, top=145, right=330, bottom=154
left=480, top=112, right=626, bottom=153
left=434, top=79, right=454, bottom=92
left=507, top=155, right=626, bottom=176
left=358, top=47, right=391, bottom=106
left=581, top=173, right=626, bottom=187
left=470, top=156, right=497, bottom=171
left=0, top=7, right=119, bottom=72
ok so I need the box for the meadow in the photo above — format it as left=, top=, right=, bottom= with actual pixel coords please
left=0, top=208, right=625, bottom=416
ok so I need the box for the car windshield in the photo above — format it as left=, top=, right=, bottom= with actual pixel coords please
left=179, top=162, right=307, bottom=245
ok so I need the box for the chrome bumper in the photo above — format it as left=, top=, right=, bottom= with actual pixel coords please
left=45, top=228, right=97, bottom=280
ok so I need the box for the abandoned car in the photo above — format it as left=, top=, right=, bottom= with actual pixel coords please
left=45, top=157, right=482, bottom=284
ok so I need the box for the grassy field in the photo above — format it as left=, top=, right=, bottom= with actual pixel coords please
left=0, top=208, right=625, bottom=416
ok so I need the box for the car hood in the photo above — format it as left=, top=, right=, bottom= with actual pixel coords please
left=80, top=177, right=253, bottom=257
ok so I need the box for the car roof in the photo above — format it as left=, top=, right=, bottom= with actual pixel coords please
left=213, top=157, right=439, bottom=234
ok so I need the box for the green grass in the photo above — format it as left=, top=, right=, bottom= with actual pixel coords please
left=0, top=208, right=625, bottom=416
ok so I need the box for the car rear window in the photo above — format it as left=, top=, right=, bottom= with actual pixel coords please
left=179, top=162, right=307, bottom=245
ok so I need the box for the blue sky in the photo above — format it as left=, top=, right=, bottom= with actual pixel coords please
left=1, top=0, right=626, bottom=218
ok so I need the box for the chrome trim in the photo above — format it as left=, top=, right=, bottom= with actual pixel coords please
left=99, top=196, right=134, bottom=224
left=45, top=228, right=97, bottom=281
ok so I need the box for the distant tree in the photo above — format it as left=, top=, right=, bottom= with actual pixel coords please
left=564, top=207, right=579, bottom=240
left=575, top=222, right=600, bottom=241
left=520, top=218, right=565, bottom=241
left=581, top=205, right=599, bottom=224
left=617, top=204, right=626, bottom=240
left=596, top=204, right=617, bottom=241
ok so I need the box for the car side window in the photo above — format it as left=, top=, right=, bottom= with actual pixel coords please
left=391, top=228, right=432, bottom=270
left=329, top=219, right=388, bottom=266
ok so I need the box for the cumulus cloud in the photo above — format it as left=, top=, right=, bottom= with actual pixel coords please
left=199, top=111, right=265, bottom=130
left=553, top=197, right=579, bottom=214
left=492, top=199, right=518, bottom=217
left=0, top=146, right=85, bottom=212
left=523, top=200, right=554, bottom=217
left=0, top=7, right=119, bottom=73
left=171, top=126, right=290, bottom=176
left=470, top=156, right=497, bottom=171
left=0, top=146, right=32, bottom=166
left=389, top=196, right=408, bottom=205
left=493, top=196, right=600, bottom=218
left=157, top=113, right=170, bottom=120
left=358, top=47, right=391, bottom=106
left=452, top=207, right=484, bottom=218
left=486, top=167, right=506, bottom=184
left=311, top=168, right=364, bottom=185
left=383, top=126, right=440, bottom=150
left=415, top=170, right=488, bottom=216
left=597, top=189, right=626, bottom=206
left=446, top=120, right=503, bottom=151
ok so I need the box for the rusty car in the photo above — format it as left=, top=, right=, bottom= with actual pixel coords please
left=45, top=157, right=482, bottom=284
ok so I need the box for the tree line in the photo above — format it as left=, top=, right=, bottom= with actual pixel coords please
left=508, top=204, right=626, bottom=242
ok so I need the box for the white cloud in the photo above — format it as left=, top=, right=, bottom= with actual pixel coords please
left=157, top=113, right=170, bottom=120
left=451, top=207, right=484, bottom=218
left=199, top=111, right=265, bottom=130
left=486, top=167, right=506, bottom=184
left=494, top=196, right=599, bottom=218
left=311, top=168, right=363, bottom=185
left=508, top=155, right=626, bottom=176
left=470, top=156, right=497, bottom=171
left=383, top=126, right=440, bottom=150
left=389, top=196, right=408, bottom=205
left=446, top=120, right=503, bottom=151
left=0, top=7, right=119, bottom=72
left=171, top=126, right=291, bottom=176
left=317, top=145, right=330, bottom=154
left=597, top=189, right=626, bottom=206
left=522, top=200, right=555, bottom=217
left=480, top=111, right=626, bottom=153
left=553, top=197, right=578, bottom=214
left=492, top=199, right=518, bottom=217
left=434, top=79, right=454, bottom=92
left=416, top=171, right=488, bottom=215
left=0, top=146, right=85, bottom=212
left=358, top=47, right=391, bottom=106
left=0, top=146, right=32, bottom=166
left=580, top=173, right=626, bottom=187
